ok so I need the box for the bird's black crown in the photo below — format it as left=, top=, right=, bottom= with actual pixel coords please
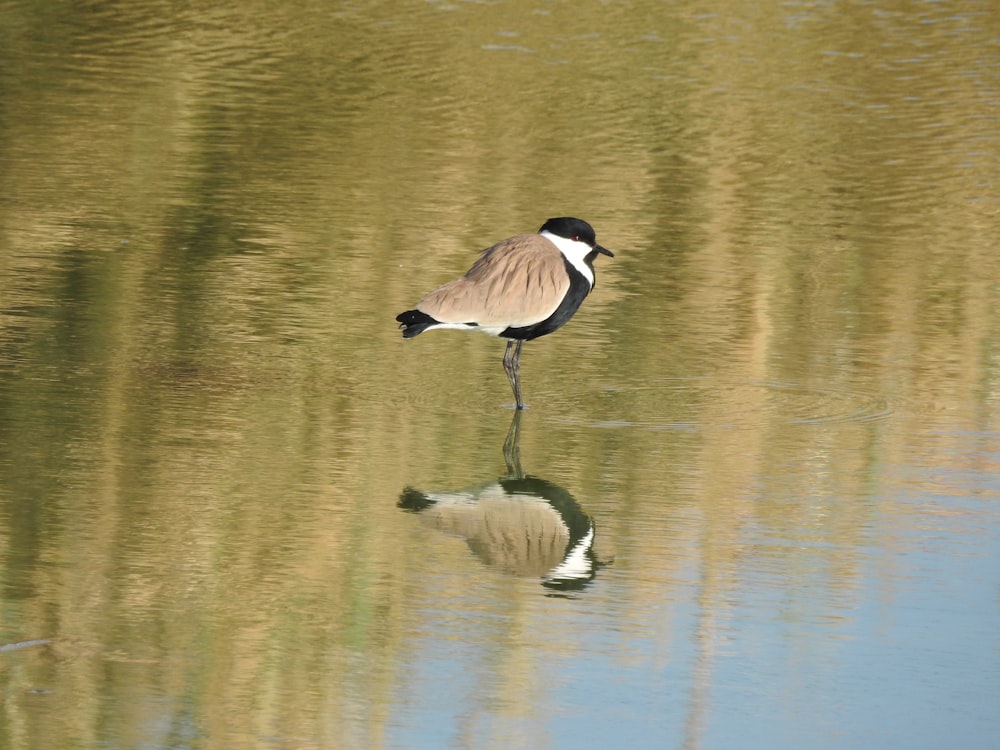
left=539, top=217, right=596, bottom=247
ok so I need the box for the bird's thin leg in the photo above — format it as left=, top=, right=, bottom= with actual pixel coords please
left=502, top=339, right=525, bottom=409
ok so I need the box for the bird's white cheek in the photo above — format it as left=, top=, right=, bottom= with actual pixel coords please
left=540, top=232, right=596, bottom=286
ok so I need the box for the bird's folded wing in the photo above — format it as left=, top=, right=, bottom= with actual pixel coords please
left=417, top=236, right=570, bottom=327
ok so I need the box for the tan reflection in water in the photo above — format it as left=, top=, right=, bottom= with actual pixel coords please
left=0, top=0, right=998, bottom=747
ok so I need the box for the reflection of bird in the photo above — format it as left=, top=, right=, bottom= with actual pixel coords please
left=398, top=412, right=602, bottom=592
left=396, top=217, right=614, bottom=409
left=399, top=475, right=596, bottom=591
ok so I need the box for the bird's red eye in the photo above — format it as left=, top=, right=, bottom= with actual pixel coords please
left=572, top=235, right=579, bottom=241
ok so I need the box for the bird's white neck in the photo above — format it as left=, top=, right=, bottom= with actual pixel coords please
left=540, top=230, right=595, bottom=286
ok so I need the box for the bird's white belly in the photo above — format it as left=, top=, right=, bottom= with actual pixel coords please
left=428, top=321, right=508, bottom=337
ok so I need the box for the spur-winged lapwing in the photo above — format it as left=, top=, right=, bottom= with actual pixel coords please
left=396, top=217, right=614, bottom=408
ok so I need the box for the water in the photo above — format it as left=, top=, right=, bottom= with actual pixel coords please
left=1, top=1, right=999, bottom=748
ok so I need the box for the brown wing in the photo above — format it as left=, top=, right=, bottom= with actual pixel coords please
left=416, top=235, right=569, bottom=327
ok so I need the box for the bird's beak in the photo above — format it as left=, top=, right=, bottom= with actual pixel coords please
left=595, top=244, right=614, bottom=258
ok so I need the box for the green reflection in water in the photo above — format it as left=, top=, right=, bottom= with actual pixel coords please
left=1, top=0, right=999, bottom=748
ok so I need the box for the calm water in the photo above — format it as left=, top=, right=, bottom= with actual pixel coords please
left=2, top=1, right=999, bottom=748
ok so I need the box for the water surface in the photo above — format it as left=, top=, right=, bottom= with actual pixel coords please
left=1, top=1, right=999, bottom=749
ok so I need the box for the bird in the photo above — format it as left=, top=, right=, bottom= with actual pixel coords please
left=395, top=217, right=614, bottom=409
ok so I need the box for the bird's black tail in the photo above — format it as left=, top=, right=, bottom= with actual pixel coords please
left=398, top=487, right=434, bottom=511
left=396, top=309, right=438, bottom=338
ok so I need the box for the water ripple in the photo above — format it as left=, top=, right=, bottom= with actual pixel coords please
left=559, top=377, right=894, bottom=431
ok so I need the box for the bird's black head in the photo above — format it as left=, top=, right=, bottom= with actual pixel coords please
left=539, top=217, right=614, bottom=257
